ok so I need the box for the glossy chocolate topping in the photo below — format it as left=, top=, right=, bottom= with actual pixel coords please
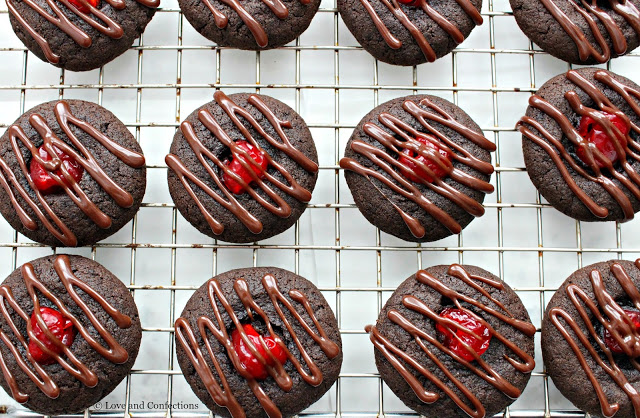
left=340, top=97, right=495, bottom=238
left=540, top=0, right=640, bottom=63
left=549, top=260, right=640, bottom=418
left=174, top=273, right=341, bottom=418
left=366, top=265, right=536, bottom=418
left=165, top=91, right=318, bottom=236
left=517, top=69, right=640, bottom=221
left=0, top=255, right=133, bottom=403
left=358, top=0, right=483, bottom=62
left=7, top=0, right=159, bottom=65
left=201, top=0, right=311, bottom=48
left=0, top=101, right=146, bottom=247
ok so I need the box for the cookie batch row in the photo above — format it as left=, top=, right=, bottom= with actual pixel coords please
left=2, top=253, right=640, bottom=418
left=7, top=0, right=639, bottom=70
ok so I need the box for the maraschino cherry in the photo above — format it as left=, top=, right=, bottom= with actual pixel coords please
left=603, top=308, right=640, bottom=355
left=222, top=141, right=268, bottom=195
left=231, top=323, right=287, bottom=380
left=435, top=307, right=491, bottom=361
left=28, top=307, right=76, bottom=365
left=576, top=111, right=629, bottom=169
left=29, top=145, right=84, bottom=195
left=398, top=136, right=451, bottom=183
left=68, top=0, right=100, bottom=14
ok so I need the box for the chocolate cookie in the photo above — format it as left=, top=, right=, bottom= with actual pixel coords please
left=7, top=0, right=157, bottom=71
left=510, top=0, right=640, bottom=65
left=174, top=267, right=342, bottom=418
left=0, top=100, right=147, bottom=247
left=166, top=92, right=318, bottom=243
left=541, top=259, right=640, bottom=418
left=367, top=264, right=536, bottom=418
left=338, top=0, right=483, bottom=66
left=0, top=254, right=141, bottom=415
left=179, top=0, right=320, bottom=50
left=518, top=67, right=640, bottom=222
left=340, top=94, right=495, bottom=242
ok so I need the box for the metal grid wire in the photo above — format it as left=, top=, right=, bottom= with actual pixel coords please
left=2, top=0, right=640, bottom=416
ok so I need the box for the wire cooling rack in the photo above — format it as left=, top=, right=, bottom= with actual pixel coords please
left=3, top=0, right=640, bottom=416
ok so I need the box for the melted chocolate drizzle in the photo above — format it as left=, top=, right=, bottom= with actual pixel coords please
left=165, top=91, right=318, bottom=237
left=540, top=0, right=640, bottom=63
left=0, top=255, right=133, bottom=403
left=174, top=273, right=340, bottom=418
left=358, top=0, right=483, bottom=62
left=7, top=0, right=159, bottom=65
left=0, top=101, right=146, bottom=247
left=201, top=0, right=311, bottom=48
left=517, top=69, right=640, bottom=221
left=339, top=97, right=495, bottom=239
left=549, top=260, right=640, bottom=418
left=366, top=265, right=536, bottom=418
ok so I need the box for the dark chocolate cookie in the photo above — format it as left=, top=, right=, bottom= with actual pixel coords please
left=510, top=0, right=640, bottom=65
left=340, top=94, right=495, bottom=242
left=368, top=264, right=536, bottom=418
left=518, top=67, right=640, bottom=222
left=541, top=259, right=640, bottom=418
left=179, top=0, right=320, bottom=50
left=166, top=92, right=318, bottom=243
left=0, top=99, right=147, bottom=247
left=174, top=267, right=342, bottom=418
left=338, top=0, right=483, bottom=66
left=7, top=0, right=157, bottom=71
left=0, top=254, right=141, bottom=415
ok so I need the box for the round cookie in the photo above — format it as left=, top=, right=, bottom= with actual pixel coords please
left=541, top=259, right=640, bottom=418
left=0, top=99, right=147, bottom=247
left=367, top=264, right=536, bottom=417
left=166, top=92, right=318, bottom=243
left=174, top=267, right=342, bottom=418
left=510, top=0, right=640, bottom=65
left=0, top=254, right=142, bottom=415
left=7, top=0, right=157, bottom=71
left=338, top=0, right=483, bottom=66
left=340, top=94, right=495, bottom=242
left=179, top=0, right=321, bottom=50
left=518, top=67, right=640, bottom=222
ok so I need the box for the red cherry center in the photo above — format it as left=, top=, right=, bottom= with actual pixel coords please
left=396, top=0, right=417, bottom=5
left=603, top=308, right=640, bottom=355
left=576, top=111, right=629, bottom=169
left=29, top=145, right=84, bottom=195
left=68, top=0, right=100, bottom=14
left=398, top=135, right=451, bottom=183
left=28, top=307, right=76, bottom=365
left=435, top=307, right=491, bottom=362
left=231, top=323, right=287, bottom=380
left=222, top=141, right=268, bottom=195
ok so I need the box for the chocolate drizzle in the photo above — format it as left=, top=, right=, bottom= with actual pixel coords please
left=366, top=265, right=536, bottom=418
left=7, top=0, right=159, bottom=65
left=357, top=0, right=483, bottom=62
left=517, top=69, right=640, bottom=221
left=539, top=0, right=640, bottom=63
left=0, top=100, right=146, bottom=247
left=201, top=0, right=311, bottom=48
left=548, top=260, right=640, bottom=418
left=174, top=273, right=340, bottom=418
left=165, top=91, right=318, bottom=236
left=0, top=255, right=133, bottom=403
left=339, top=97, right=495, bottom=239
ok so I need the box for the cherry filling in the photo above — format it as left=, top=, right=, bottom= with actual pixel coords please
left=29, top=145, right=84, bottom=195
left=231, top=323, right=287, bottom=380
left=603, top=308, right=640, bottom=355
left=398, top=136, right=451, bottom=183
left=28, top=307, right=76, bottom=365
left=396, top=0, right=417, bottom=4
left=435, top=307, right=491, bottom=361
left=68, top=0, right=100, bottom=13
left=222, top=141, right=268, bottom=195
left=576, top=112, right=629, bottom=168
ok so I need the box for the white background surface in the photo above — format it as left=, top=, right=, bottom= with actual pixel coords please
left=1, top=0, right=640, bottom=416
